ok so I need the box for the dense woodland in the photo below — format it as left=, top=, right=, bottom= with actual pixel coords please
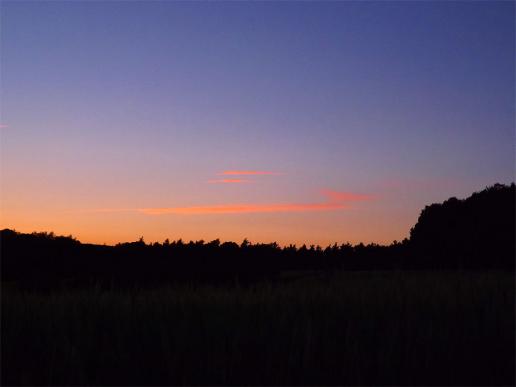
left=2, top=183, right=514, bottom=289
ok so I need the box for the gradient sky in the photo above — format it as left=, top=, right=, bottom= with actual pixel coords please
left=1, top=1, right=514, bottom=246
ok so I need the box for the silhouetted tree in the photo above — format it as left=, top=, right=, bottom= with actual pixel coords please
left=1, top=183, right=513, bottom=290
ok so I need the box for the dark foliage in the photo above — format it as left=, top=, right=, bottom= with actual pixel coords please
left=1, top=184, right=514, bottom=289
left=409, top=183, right=515, bottom=269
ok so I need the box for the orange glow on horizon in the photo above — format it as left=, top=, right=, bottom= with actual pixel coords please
left=0, top=184, right=404, bottom=247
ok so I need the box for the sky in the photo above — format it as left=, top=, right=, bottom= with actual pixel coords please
left=0, top=1, right=514, bottom=246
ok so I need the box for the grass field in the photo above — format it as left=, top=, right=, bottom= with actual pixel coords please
left=2, top=270, right=514, bottom=385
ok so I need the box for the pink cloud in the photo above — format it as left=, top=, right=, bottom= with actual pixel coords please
left=207, top=179, right=252, bottom=184
left=87, top=189, right=373, bottom=215
left=0, top=124, right=8, bottom=129
left=138, top=189, right=372, bottom=215
left=218, top=170, right=282, bottom=176
left=138, top=202, right=347, bottom=215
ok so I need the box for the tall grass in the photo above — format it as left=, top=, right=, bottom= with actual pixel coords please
left=2, top=270, right=514, bottom=385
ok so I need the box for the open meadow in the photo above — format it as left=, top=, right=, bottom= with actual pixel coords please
left=2, top=270, right=514, bottom=386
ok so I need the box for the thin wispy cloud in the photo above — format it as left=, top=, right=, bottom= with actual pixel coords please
left=207, top=179, right=252, bottom=184
left=0, top=124, right=8, bottom=129
left=138, top=202, right=346, bottom=215
left=218, top=170, right=282, bottom=176
left=87, top=190, right=372, bottom=215
left=137, top=189, right=372, bottom=215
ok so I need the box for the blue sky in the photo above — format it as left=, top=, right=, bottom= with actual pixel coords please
left=1, top=1, right=514, bottom=245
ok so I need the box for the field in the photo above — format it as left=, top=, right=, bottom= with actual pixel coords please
left=2, top=270, right=514, bottom=385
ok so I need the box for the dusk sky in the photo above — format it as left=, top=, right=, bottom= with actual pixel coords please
left=1, top=1, right=514, bottom=246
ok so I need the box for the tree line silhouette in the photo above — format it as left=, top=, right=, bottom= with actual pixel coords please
left=2, top=183, right=514, bottom=289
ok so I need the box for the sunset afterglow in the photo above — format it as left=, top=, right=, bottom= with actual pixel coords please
left=0, top=2, right=513, bottom=246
